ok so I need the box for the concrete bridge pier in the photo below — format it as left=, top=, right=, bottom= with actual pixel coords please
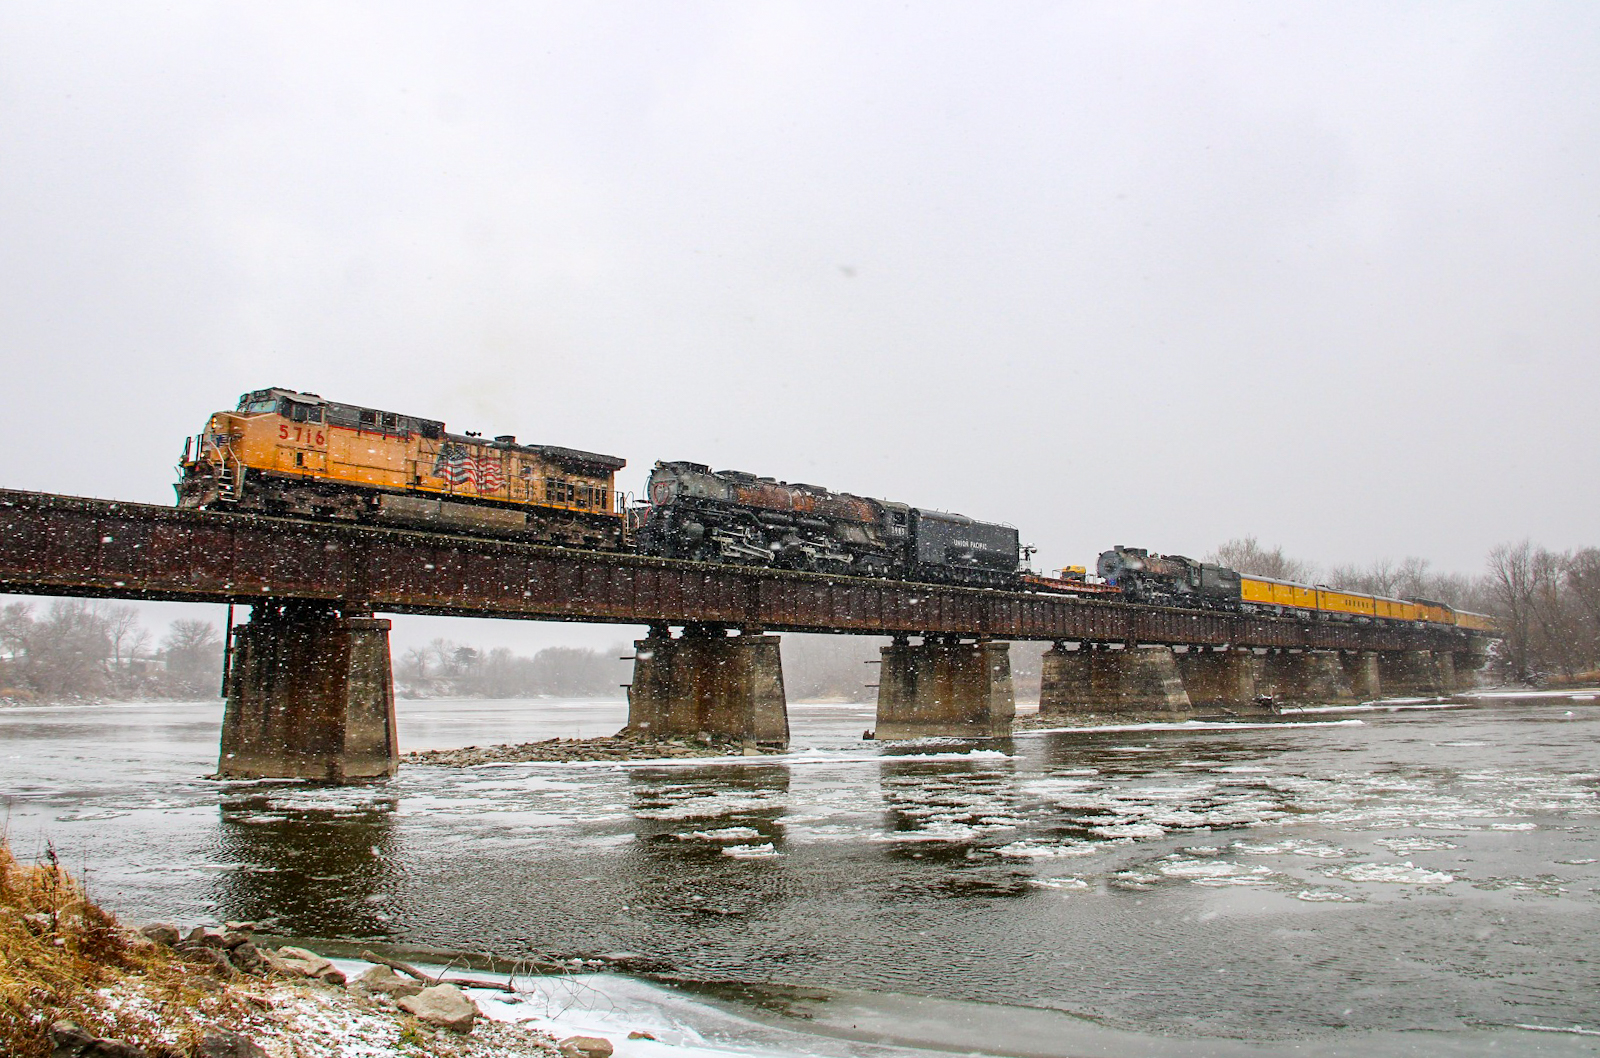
left=218, top=602, right=399, bottom=782
left=625, top=625, right=789, bottom=747
left=1058, top=644, right=1192, bottom=719
left=1433, top=650, right=1458, bottom=694
left=874, top=637, right=1015, bottom=739
left=1177, top=647, right=1261, bottom=713
left=1452, top=649, right=1489, bottom=692
left=1379, top=650, right=1443, bottom=696
left=1038, top=642, right=1089, bottom=716
left=1260, top=650, right=1356, bottom=705
left=1342, top=651, right=1382, bottom=701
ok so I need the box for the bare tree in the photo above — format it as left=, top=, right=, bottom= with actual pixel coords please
left=23, top=600, right=112, bottom=699
left=1487, top=541, right=1541, bottom=681
left=1328, top=558, right=1399, bottom=597
left=98, top=603, right=143, bottom=669
left=428, top=638, right=459, bottom=677
left=0, top=601, right=32, bottom=656
left=1208, top=537, right=1316, bottom=583
left=163, top=619, right=223, bottom=696
left=1567, top=549, right=1600, bottom=656
left=400, top=646, right=431, bottom=683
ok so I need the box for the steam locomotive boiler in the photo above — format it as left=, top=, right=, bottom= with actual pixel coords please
left=1096, top=546, right=1242, bottom=607
left=634, top=461, right=1021, bottom=587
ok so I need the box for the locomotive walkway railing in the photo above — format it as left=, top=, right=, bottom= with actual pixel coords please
left=0, top=488, right=1486, bottom=653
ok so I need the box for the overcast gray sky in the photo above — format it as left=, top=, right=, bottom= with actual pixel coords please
left=2, top=2, right=1596, bottom=654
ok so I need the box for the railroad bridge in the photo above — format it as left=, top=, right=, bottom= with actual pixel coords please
left=0, top=489, right=1492, bottom=782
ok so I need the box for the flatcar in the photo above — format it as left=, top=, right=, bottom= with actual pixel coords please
left=634, top=460, right=1021, bottom=587
left=1098, top=545, right=1495, bottom=629
left=176, top=387, right=627, bottom=547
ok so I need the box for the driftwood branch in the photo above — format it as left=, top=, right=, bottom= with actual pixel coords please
left=361, top=950, right=435, bottom=983
left=360, top=950, right=519, bottom=993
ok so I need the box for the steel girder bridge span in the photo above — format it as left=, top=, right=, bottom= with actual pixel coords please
left=0, top=489, right=1493, bottom=782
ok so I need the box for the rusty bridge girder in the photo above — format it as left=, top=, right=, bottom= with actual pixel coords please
left=0, top=489, right=1486, bottom=654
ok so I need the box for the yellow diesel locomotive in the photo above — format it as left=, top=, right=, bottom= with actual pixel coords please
left=177, top=387, right=626, bottom=547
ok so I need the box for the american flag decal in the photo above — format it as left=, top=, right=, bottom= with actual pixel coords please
left=431, top=443, right=505, bottom=492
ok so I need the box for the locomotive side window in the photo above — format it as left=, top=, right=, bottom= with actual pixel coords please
left=382, top=413, right=398, bottom=430
left=359, top=409, right=377, bottom=428
left=546, top=478, right=577, bottom=505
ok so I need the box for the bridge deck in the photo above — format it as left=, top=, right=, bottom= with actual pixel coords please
left=0, top=489, right=1482, bottom=652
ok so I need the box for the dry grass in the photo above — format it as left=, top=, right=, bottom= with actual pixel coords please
left=0, top=836, right=255, bottom=1057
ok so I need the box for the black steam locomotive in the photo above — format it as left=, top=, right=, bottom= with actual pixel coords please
left=634, top=461, right=1021, bottom=587
left=1096, top=546, right=1242, bottom=607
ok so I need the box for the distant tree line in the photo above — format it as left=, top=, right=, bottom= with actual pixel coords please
left=0, top=600, right=224, bottom=702
left=1207, top=536, right=1599, bottom=684
left=395, top=639, right=633, bottom=699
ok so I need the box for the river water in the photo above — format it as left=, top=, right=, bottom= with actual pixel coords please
left=3, top=691, right=1599, bottom=1057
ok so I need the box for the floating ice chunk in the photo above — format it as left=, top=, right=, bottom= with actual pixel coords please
left=1111, top=870, right=1160, bottom=886
left=1287, top=843, right=1347, bottom=858
left=1332, top=861, right=1454, bottom=884
left=1090, top=822, right=1166, bottom=839
left=1374, top=836, right=1459, bottom=853
left=1295, top=889, right=1361, bottom=902
left=676, top=826, right=763, bottom=841
left=721, top=843, right=780, bottom=859
left=1029, top=877, right=1090, bottom=890
left=995, top=840, right=1099, bottom=859
left=1157, top=859, right=1274, bottom=885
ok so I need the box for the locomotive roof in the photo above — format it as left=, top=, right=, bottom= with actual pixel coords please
left=239, top=387, right=624, bottom=471
left=1241, top=571, right=1444, bottom=607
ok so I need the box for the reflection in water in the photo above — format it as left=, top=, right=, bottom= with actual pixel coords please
left=877, top=747, right=1035, bottom=894
left=210, top=786, right=401, bottom=939
left=10, top=696, right=1600, bottom=1049
left=621, top=764, right=791, bottom=927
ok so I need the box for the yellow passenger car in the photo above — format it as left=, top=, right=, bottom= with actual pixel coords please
left=1239, top=575, right=1318, bottom=614
left=1371, top=596, right=1420, bottom=622
left=177, top=387, right=627, bottom=548
left=1314, top=587, right=1377, bottom=620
